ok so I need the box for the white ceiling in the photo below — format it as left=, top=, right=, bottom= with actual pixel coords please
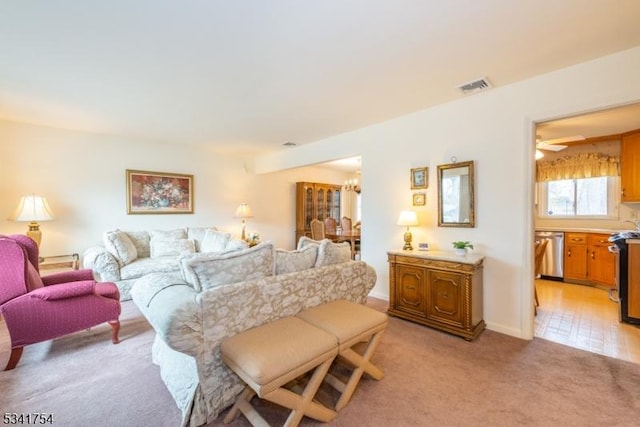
left=1, top=1, right=640, bottom=155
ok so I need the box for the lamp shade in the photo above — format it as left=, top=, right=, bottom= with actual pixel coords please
left=397, top=210, right=418, bottom=227
left=235, top=202, right=254, bottom=219
left=13, top=195, right=55, bottom=222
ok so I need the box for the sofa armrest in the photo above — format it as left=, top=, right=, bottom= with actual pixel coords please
left=82, top=246, right=121, bottom=282
left=131, top=273, right=202, bottom=358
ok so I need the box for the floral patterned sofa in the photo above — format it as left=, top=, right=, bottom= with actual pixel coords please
left=82, top=227, right=248, bottom=301
left=130, top=237, right=377, bottom=427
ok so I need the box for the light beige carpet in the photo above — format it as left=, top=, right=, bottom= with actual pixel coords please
left=1, top=299, right=639, bottom=426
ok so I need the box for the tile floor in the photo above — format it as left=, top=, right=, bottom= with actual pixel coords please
left=535, top=278, right=640, bottom=364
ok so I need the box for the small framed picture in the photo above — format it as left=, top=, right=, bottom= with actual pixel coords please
left=413, top=192, right=426, bottom=206
left=411, top=167, right=428, bottom=189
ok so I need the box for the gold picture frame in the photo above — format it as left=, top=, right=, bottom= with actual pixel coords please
left=126, top=169, right=194, bottom=214
left=411, top=167, right=428, bottom=189
left=413, top=192, right=426, bottom=206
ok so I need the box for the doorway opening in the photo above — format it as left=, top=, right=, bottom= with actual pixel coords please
left=532, top=103, right=640, bottom=364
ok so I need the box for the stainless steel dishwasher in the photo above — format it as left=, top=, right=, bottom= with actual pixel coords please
left=535, top=231, right=564, bottom=280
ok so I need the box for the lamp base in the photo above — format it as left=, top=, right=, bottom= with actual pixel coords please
left=403, top=230, right=413, bottom=251
left=26, top=222, right=42, bottom=246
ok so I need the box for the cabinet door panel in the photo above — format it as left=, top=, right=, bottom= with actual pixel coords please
left=395, top=265, right=426, bottom=317
left=587, top=233, right=616, bottom=288
left=564, top=244, right=588, bottom=280
left=621, top=132, right=640, bottom=202
left=426, top=270, right=464, bottom=327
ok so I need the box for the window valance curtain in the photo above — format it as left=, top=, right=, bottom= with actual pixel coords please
left=536, top=153, right=620, bottom=182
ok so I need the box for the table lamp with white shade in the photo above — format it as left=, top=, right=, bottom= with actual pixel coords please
left=235, top=202, right=254, bottom=241
left=13, top=194, right=55, bottom=246
left=397, top=210, right=419, bottom=251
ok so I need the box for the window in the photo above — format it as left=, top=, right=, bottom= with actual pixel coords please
left=538, top=176, right=619, bottom=219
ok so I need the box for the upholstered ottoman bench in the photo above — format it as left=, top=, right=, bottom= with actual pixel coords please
left=296, top=299, right=388, bottom=410
left=221, top=316, right=338, bottom=427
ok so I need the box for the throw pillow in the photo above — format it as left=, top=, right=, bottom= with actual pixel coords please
left=275, top=245, right=318, bottom=275
left=125, top=231, right=151, bottom=258
left=103, top=229, right=138, bottom=266
left=25, top=261, right=44, bottom=292
left=200, top=229, right=231, bottom=253
left=315, top=239, right=352, bottom=267
left=224, top=238, right=250, bottom=252
left=187, top=227, right=217, bottom=252
left=179, top=242, right=275, bottom=292
left=149, top=228, right=187, bottom=240
left=297, top=236, right=323, bottom=250
left=150, top=238, right=196, bottom=258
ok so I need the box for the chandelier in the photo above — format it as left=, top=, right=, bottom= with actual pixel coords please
left=343, top=178, right=361, bottom=193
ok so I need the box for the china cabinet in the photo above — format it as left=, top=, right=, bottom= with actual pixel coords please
left=387, top=250, right=485, bottom=340
left=295, top=182, right=341, bottom=245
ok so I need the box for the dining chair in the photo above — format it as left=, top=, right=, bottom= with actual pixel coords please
left=534, top=239, right=549, bottom=315
left=324, top=217, right=337, bottom=234
left=340, top=216, right=353, bottom=231
left=310, top=219, right=325, bottom=240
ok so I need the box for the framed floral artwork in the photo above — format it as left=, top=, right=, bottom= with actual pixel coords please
left=411, top=167, right=428, bottom=189
left=413, top=192, right=426, bottom=206
left=126, top=169, right=194, bottom=214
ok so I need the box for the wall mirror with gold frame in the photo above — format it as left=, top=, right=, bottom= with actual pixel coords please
left=437, top=160, right=475, bottom=227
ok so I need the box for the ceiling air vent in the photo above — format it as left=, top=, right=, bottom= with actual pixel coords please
left=282, top=141, right=297, bottom=147
left=457, top=77, right=492, bottom=95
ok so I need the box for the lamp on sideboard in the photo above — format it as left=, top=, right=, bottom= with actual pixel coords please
left=397, top=210, right=418, bottom=251
left=12, top=194, right=55, bottom=246
left=235, top=202, right=254, bottom=241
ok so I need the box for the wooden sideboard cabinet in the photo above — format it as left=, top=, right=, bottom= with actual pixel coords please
left=388, top=250, right=485, bottom=341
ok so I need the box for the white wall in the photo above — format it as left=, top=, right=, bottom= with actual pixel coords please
left=0, top=121, right=351, bottom=257
left=256, top=46, right=640, bottom=339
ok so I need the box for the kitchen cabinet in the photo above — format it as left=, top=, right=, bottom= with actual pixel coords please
left=587, top=233, right=616, bottom=288
left=388, top=250, right=485, bottom=340
left=564, top=233, right=588, bottom=281
left=564, top=232, right=615, bottom=288
left=628, top=243, right=640, bottom=319
left=295, top=182, right=342, bottom=245
left=621, top=130, right=640, bottom=203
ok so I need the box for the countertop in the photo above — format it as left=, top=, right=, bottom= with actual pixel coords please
left=627, top=239, right=640, bottom=245
left=535, top=227, right=632, bottom=234
left=387, top=249, right=485, bottom=266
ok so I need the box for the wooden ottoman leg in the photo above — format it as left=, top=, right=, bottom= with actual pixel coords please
left=335, top=329, right=385, bottom=411
left=223, top=387, right=259, bottom=425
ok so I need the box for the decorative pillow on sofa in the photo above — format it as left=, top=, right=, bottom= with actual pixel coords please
left=225, top=238, right=249, bottom=252
left=149, top=228, right=187, bottom=240
left=150, top=238, right=196, bottom=258
left=297, top=236, right=323, bottom=250
left=315, top=239, right=352, bottom=267
left=187, top=227, right=217, bottom=252
left=200, top=229, right=231, bottom=253
left=125, top=231, right=151, bottom=258
left=103, top=229, right=138, bottom=266
left=275, top=245, right=318, bottom=275
left=179, top=242, right=275, bottom=292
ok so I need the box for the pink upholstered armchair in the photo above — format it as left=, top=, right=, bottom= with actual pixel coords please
left=0, top=235, right=121, bottom=370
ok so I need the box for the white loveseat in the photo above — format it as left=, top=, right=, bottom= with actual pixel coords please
left=130, top=237, right=376, bottom=427
left=82, top=227, right=248, bottom=300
